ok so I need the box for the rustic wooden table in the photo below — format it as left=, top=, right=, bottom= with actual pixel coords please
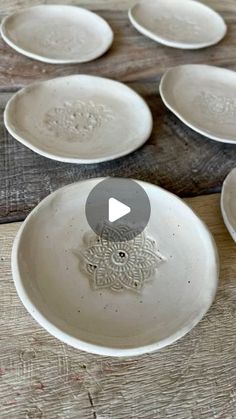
left=0, top=1, right=236, bottom=418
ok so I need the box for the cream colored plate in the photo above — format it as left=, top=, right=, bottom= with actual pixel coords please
left=12, top=178, right=219, bottom=357
left=4, top=75, right=153, bottom=164
left=221, top=168, right=236, bottom=242
left=1, top=5, right=113, bottom=64
left=129, top=0, right=226, bottom=49
left=160, top=65, right=236, bottom=144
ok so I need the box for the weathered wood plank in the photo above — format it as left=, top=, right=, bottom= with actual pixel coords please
left=1, top=0, right=236, bottom=222
left=0, top=0, right=135, bottom=14
left=0, top=194, right=236, bottom=418
left=1, top=85, right=236, bottom=223
left=0, top=2, right=236, bottom=88
left=0, top=0, right=235, bottom=14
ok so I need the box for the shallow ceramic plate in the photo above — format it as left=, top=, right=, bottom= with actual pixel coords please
left=221, top=168, right=236, bottom=242
left=1, top=5, right=113, bottom=64
left=129, top=0, right=226, bottom=49
left=12, top=178, right=219, bottom=357
left=160, top=65, right=236, bottom=144
left=4, top=75, right=153, bottom=163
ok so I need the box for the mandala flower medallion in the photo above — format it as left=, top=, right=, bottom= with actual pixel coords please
left=79, top=225, right=166, bottom=292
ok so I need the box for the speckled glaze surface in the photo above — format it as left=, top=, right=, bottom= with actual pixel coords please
left=0, top=5, right=113, bottom=64
left=4, top=75, right=153, bottom=163
left=160, top=65, right=236, bottom=144
left=221, top=168, right=236, bottom=242
left=129, top=0, right=226, bottom=49
left=12, top=178, right=219, bottom=356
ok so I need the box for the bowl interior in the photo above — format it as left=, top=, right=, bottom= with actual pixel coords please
left=2, top=6, right=113, bottom=61
left=6, top=75, right=152, bottom=162
left=14, top=180, right=218, bottom=354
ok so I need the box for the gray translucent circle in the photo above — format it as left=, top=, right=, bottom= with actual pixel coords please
left=85, top=178, right=151, bottom=242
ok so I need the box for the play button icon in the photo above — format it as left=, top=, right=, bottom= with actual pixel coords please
left=108, top=198, right=131, bottom=223
left=85, top=178, right=151, bottom=242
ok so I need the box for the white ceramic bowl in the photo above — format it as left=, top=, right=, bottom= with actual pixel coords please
left=1, top=5, right=113, bottom=64
left=4, top=75, right=153, bottom=164
left=160, top=65, right=236, bottom=144
left=221, top=168, right=236, bottom=242
left=12, top=179, right=219, bottom=356
left=129, top=0, right=226, bottom=50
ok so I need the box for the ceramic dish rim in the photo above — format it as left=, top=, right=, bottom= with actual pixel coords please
left=0, top=4, right=114, bottom=64
left=12, top=177, right=219, bottom=357
left=4, top=74, right=153, bottom=164
left=159, top=64, right=236, bottom=144
left=221, top=168, right=236, bottom=242
left=128, top=0, right=227, bottom=50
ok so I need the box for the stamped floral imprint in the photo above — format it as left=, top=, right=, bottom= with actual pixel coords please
left=197, top=91, right=236, bottom=124
left=37, top=24, right=85, bottom=52
left=45, top=100, right=114, bottom=141
left=154, top=14, right=200, bottom=39
left=79, top=225, right=166, bottom=292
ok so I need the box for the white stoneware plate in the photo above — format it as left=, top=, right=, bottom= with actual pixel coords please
left=129, top=0, right=226, bottom=50
left=4, top=75, right=153, bottom=164
left=160, top=65, right=236, bottom=144
left=12, top=178, right=219, bottom=357
left=0, top=5, right=113, bottom=64
left=221, top=168, right=236, bottom=242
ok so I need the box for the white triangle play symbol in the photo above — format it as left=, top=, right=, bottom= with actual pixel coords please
left=108, top=198, right=131, bottom=223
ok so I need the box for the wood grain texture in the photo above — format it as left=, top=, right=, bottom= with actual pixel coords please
left=1, top=85, right=236, bottom=223
left=1, top=1, right=236, bottom=418
left=0, top=0, right=136, bottom=14
left=0, top=1, right=235, bottom=88
left=0, top=194, right=236, bottom=418
left=1, top=0, right=236, bottom=222
left=0, top=0, right=235, bottom=14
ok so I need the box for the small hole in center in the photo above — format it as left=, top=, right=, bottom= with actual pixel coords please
left=119, top=252, right=125, bottom=258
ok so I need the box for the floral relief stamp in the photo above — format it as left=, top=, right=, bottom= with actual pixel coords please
left=154, top=14, right=200, bottom=38
left=78, top=225, right=166, bottom=293
left=38, top=24, right=85, bottom=51
left=197, top=91, right=236, bottom=123
left=44, top=100, right=115, bottom=141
